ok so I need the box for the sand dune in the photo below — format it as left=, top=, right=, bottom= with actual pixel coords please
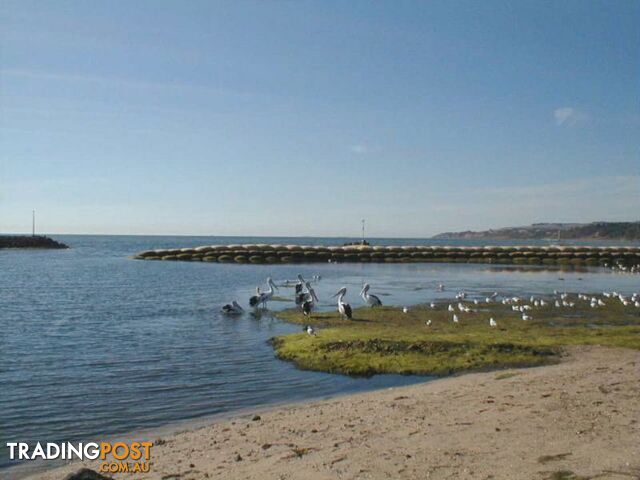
left=21, top=346, right=640, bottom=480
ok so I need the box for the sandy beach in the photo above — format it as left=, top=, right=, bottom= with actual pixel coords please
left=17, top=345, right=638, bottom=480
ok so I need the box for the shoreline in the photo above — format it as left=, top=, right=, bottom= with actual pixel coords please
left=12, top=345, right=639, bottom=480
left=3, top=374, right=434, bottom=480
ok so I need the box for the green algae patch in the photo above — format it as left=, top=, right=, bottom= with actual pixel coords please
left=271, top=300, right=640, bottom=376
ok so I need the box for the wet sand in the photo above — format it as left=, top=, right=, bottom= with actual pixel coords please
left=20, top=346, right=640, bottom=480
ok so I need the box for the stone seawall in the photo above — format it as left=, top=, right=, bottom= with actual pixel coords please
left=0, top=235, right=69, bottom=249
left=134, top=244, right=640, bottom=266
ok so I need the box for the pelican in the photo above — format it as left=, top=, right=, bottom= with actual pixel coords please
left=305, top=325, right=317, bottom=336
left=250, top=278, right=278, bottom=309
left=294, top=274, right=305, bottom=295
left=301, top=282, right=319, bottom=317
left=260, top=277, right=279, bottom=308
left=249, top=286, right=262, bottom=308
left=489, top=318, right=497, bottom=327
left=332, top=287, right=353, bottom=320
left=221, top=301, right=244, bottom=315
left=360, top=283, right=382, bottom=307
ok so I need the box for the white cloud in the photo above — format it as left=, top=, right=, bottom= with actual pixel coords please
left=554, top=107, right=589, bottom=126
left=350, top=143, right=378, bottom=155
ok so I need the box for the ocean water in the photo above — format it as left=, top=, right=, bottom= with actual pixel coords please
left=2, top=235, right=639, bottom=474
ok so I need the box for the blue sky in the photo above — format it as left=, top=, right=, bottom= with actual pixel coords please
left=1, top=0, right=638, bottom=237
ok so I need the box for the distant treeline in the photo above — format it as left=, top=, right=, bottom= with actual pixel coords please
left=432, top=222, right=640, bottom=241
left=0, top=235, right=69, bottom=249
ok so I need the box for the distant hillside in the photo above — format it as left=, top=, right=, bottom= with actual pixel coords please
left=432, top=222, right=640, bottom=241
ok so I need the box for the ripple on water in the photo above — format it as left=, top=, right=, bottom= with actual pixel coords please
left=2, top=235, right=639, bottom=470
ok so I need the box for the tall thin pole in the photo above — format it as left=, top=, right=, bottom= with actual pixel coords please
left=32, top=209, right=35, bottom=236
left=361, top=219, right=365, bottom=244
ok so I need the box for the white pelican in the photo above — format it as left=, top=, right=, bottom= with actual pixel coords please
left=250, top=277, right=278, bottom=309
left=305, top=325, right=317, bottom=336
left=360, top=283, right=382, bottom=307
left=249, top=286, right=262, bottom=308
left=221, top=301, right=244, bottom=315
left=301, top=282, right=319, bottom=317
left=489, top=318, right=497, bottom=327
left=332, top=287, right=353, bottom=320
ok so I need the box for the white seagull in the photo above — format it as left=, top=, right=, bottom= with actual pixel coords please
left=489, top=318, right=497, bottom=327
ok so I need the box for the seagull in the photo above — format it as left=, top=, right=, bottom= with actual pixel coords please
left=426, top=319, right=432, bottom=326
left=453, top=314, right=459, bottom=323
left=437, top=284, right=445, bottom=291
left=448, top=304, right=455, bottom=312
left=522, top=313, right=532, bottom=321
left=221, top=301, right=244, bottom=315
left=489, top=318, right=497, bottom=327
left=360, top=283, right=382, bottom=307
left=402, top=307, right=409, bottom=314
left=333, top=287, right=353, bottom=320
left=305, top=325, right=316, bottom=336
left=429, top=302, right=436, bottom=309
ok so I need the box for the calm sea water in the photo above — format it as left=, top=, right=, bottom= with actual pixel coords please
left=2, top=235, right=639, bottom=475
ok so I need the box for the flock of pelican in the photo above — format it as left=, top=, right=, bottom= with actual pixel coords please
left=221, top=275, right=385, bottom=324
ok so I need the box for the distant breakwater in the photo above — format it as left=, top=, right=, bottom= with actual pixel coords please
left=0, top=235, right=68, bottom=249
left=134, top=244, right=640, bottom=266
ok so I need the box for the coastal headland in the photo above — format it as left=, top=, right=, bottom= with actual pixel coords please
left=0, top=235, right=68, bottom=249
left=133, top=244, right=640, bottom=267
